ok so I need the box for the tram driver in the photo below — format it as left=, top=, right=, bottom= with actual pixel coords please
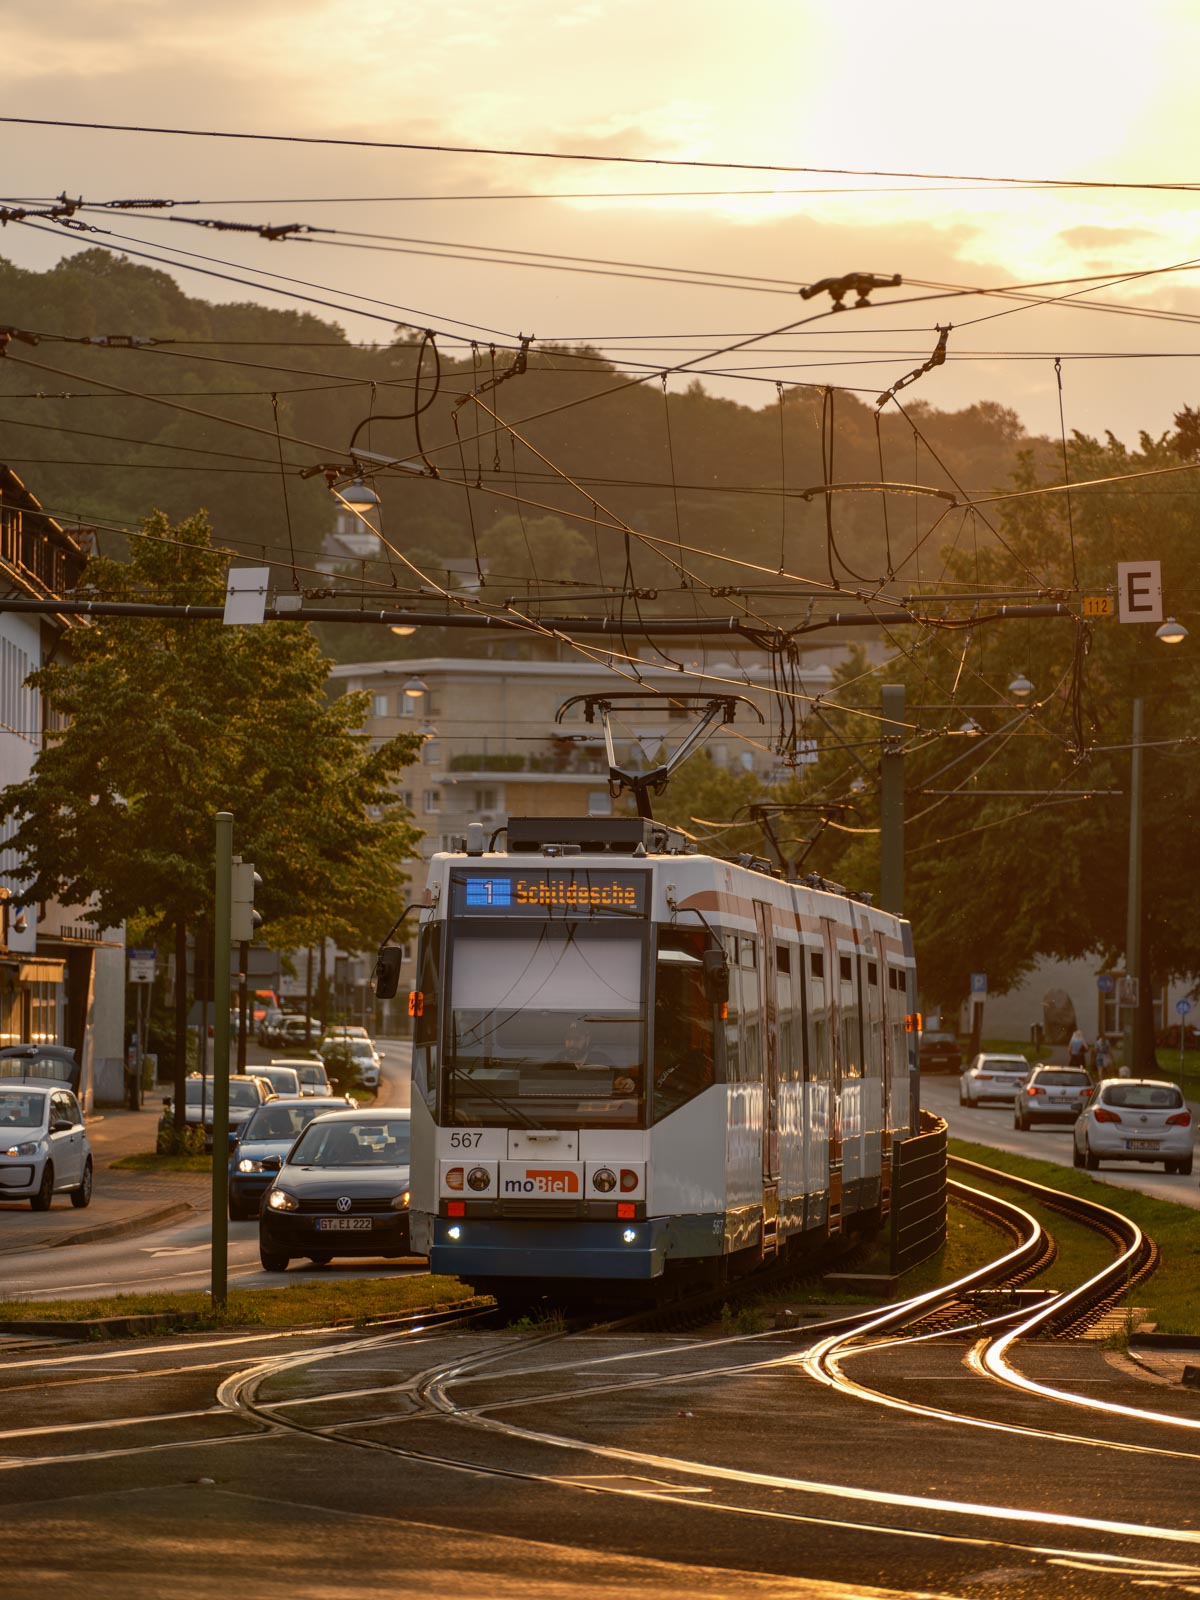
left=559, top=1018, right=638, bottom=1097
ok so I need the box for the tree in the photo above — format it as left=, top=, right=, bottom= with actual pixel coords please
left=0, top=511, right=425, bottom=1119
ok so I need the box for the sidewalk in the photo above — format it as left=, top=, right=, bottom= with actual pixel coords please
left=0, top=1102, right=210, bottom=1257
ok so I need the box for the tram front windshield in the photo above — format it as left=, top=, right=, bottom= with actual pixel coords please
left=446, top=926, right=643, bottom=1128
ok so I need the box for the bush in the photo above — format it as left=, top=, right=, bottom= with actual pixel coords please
left=157, top=1120, right=206, bottom=1156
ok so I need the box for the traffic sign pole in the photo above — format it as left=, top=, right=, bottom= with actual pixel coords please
left=211, top=812, right=233, bottom=1310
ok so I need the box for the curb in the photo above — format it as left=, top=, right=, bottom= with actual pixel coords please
left=0, top=1310, right=188, bottom=1341
left=48, top=1200, right=198, bottom=1249
left=0, top=1199, right=198, bottom=1256
left=1131, top=1332, right=1200, bottom=1350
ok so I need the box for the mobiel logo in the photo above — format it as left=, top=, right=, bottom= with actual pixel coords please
left=503, top=1168, right=580, bottom=1196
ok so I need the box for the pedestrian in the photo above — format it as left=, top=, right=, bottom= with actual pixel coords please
left=1068, top=1028, right=1089, bottom=1070
left=1093, top=1036, right=1113, bottom=1078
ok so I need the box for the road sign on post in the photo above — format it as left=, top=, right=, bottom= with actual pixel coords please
left=970, top=973, right=987, bottom=1002
left=1097, top=973, right=1115, bottom=994
left=230, top=858, right=262, bottom=944
left=1117, top=561, right=1163, bottom=624
left=128, top=948, right=157, bottom=984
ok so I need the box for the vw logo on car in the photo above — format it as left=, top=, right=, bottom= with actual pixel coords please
left=336, top=1195, right=352, bottom=1213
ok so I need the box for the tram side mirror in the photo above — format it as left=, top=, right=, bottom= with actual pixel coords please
left=702, top=949, right=729, bottom=1006
left=372, top=946, right=404, bottom=1000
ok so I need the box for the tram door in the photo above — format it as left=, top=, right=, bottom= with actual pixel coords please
left=754, top=902, right=780, bottom=1185
left=820, top=915, right=844, bottom=1234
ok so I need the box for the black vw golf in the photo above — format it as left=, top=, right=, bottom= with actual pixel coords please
left=258, top=1108, right=412, bottom=1272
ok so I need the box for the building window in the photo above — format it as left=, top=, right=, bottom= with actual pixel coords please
left=587, top=790, right=613, bottom=816
left=473, top=787, right=496, bottom=811
left=399, top=694, right=415, bottom=718
left=372, top=692, right=389, bottom=718
left=424, top=790, right=441, bottom=814
left=422, top=739, right=441, bottom=766
left=398, top=789, right=414, bottom=810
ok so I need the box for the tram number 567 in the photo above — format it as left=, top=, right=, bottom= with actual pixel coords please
left=449, top=1132, right=484, bottom=1149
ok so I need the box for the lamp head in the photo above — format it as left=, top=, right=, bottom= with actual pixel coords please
left=1156, top=617, right=1188, bottom=645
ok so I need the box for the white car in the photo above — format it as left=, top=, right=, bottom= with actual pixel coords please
left=1073, top=1078, right=1195, bottom=1174
left=960, top=1053, right=1030, bottom=1107
left=182, top=1074, right=276, bottom=1147
left=0, top=1082, right=93, bottom=1211
left=252, top=1064, right=304, bottom=1099
left=346, top=1039, right=382, bottom=1089
left=271, top=1058, right=332, bottom=1097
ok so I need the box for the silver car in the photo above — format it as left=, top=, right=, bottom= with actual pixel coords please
left=960, top=1053, right=1029, bottom=1107
left=1014, top=1065, right=1093, bottom=1129
left=0, top=1083, right=93, bottom=1211
left=1073, top=1078, right=1195, bottom=1174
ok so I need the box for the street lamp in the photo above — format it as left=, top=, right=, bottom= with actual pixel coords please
left=339, top=477, right=380, bottom=511
left=389, top=624, right=416, bottom=637
left=402, top=675, right=430, bottom=706
left=1008, top=672, right=1034, bottom=699
left=1124, top=621, right=1190, bottom=1072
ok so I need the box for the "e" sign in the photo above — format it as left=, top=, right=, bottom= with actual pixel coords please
left=1116, top=561, right=1163, bottom=624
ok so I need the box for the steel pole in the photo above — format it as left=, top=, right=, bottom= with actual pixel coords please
left=880, top=684, right=905, bottom=916
left=1123, top=699, right=1144, bottom=1074
left=211, top=812, right=233, bottom=1308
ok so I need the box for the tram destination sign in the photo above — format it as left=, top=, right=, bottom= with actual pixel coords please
left=452, top=869, right=648, bottom=917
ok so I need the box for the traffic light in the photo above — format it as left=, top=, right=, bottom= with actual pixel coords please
left=231, top=858, right=263, bottom=944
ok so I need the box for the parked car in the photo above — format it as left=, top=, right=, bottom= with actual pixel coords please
left=180, top=1074, right=276, bottom=1148
left=259, top=1108, right=412, bottom=1271
left=227, top=1094, right=356, bottom=1220
left=1073, top=1078, right=1194, bottom=1174
left=278, top=1016, right=323, bottom=1048
left=252, top=1064, right=304, bottom=1099
left=959, top=1053, right=1029, bottom=1107
left=257, top=1008, right=284, bottom=1046
left=271, top=1058, right=332, bottom=1097
left=1013, top=1065, right=1092, bottom=1129
left=346, top=1039, right=382, bottom=1090
left=919, top=1029, right=962, bottom=1074
left=0, top=1081, right=92, bottom=1210
left=0, top=1044, right=81, bottom=1096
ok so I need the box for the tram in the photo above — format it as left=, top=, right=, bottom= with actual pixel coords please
left=376, top=814, right=919, bottom=1300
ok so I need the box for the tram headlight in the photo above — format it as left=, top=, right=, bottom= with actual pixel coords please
left=622, top=1228, right=638, bottom=1245
left=466, top=1166, right=491, bottom=1192
left=445, top=1166, right=464, bottom=1191
left=619, top=1169, right=639, bottom=1193
left=591, top=1167, right=617, bottom=1193
left=391, top=1190, right=411, bottom=1210
left=447, top=1225, right=462, bottom=1241
left=267, top=1189, right=298, bottom=1212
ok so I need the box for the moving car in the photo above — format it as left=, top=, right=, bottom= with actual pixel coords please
left=278, top=1016, right=323, bottom=1048
left=181, top=1073, right=276, bottom=1147
left=259, top=1108, right=412, bottom=1271
left=918, top=1029, right=962, bottom=1074
left=1013, top=1065, right=1092, bottom=1129
left=1073, top=1078, right=1194, bottom=1174
left=252, top=1064, right=304, bottom=1099
left=346, top=1038, right=382, bottom=1090
left=0, top=1082, right=92, bottom=1210
left=227, top=1094, right=356, bottom=1220
left=959, top=1053, right=1030, bottom=1107
left=256, top=1008, right=284, bottom=1046
left=271, top=1058, right=332, bottom=1097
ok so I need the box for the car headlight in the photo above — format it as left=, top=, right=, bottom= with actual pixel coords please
left=267, top=1189, right=299, bottom=1212
left=391, top=1190, right=411, bottom=1211
left=237, top=1158, right=266, bottom=1174
left=3, top=1141, right=40, bottom=1158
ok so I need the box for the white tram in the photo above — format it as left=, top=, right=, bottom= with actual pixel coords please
left=395, top=816, right=918, bottom=1297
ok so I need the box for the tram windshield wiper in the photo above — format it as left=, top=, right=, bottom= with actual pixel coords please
left=446, top=1064, right=543, bottom=1129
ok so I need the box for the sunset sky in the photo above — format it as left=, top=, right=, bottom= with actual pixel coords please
left=5, top=0, right=1200, bottom=442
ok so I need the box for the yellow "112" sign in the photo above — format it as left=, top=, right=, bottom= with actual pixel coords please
left=1082, top=595, right=1114, bottom=616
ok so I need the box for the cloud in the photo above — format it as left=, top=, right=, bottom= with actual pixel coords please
left=1059, top=225, right=1161, bottom=249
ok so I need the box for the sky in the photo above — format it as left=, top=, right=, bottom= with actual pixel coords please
left=4, top=0, right=1200, bottom=444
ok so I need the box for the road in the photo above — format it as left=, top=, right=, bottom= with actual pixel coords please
left=0, top=1036, right=418, bottom=1301
left=921, top=1072, right=1200, bottom=1210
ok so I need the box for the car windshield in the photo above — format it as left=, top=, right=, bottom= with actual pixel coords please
left=924, top=1032, right=956, bottom=1044
left=288, top=1118, right=410, bottom=1167
left=258, top=1069, right=300, bottom=1094
left=243, top=1102, right=341, bottom=1141
left=1102, top=1083, right=1184, bottom=1109
left=297, top=1066, right=329, bottom=1086
left=349, top=1042, right=375, bottom=1058
left=0, top=1088, right=46, bottom=1128
left=1034, top=1070, right=1090, bottom=1087
left=185, top=1080, right=262, bottom=1108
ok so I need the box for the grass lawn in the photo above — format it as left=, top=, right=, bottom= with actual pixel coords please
left=109, top=1152, right=211, bottom=1173
left=0, top=1274, right=478, bottom=1332
left=950, top=1137, right=1200, bottom=1336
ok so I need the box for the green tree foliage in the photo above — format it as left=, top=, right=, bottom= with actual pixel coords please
left=802, top=429, right=1200, bottom=1023
left=0, top=510, right=425, bottom=1093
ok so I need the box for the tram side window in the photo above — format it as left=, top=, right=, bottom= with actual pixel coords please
left=806, top=956, right=831, bottom=1084
left=724, top=936, right=742, bottom=1082
left=411, top=925, right=442, bottom=1114
left=777, top=948, right=801, bottom=1082
left=653, top=928, right=718, bottom=1120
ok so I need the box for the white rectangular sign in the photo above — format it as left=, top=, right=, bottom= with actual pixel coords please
left=223, top=567, right=271, bottom=626
left=1117, top=561, right=1162, bottom=624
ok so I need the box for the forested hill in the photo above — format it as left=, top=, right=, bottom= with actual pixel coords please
left=0, top=250, right=1056, bottom=659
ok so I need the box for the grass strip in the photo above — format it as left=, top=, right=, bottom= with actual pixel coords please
left=0, top=1274, right=474, bottom=1332
left=949, top=1137, right=1200, bottom=1336
left=109, top=1152, right=211, bottom=1173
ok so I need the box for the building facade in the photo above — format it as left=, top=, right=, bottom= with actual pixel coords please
left=0, top=467, right=125, bottom=1109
